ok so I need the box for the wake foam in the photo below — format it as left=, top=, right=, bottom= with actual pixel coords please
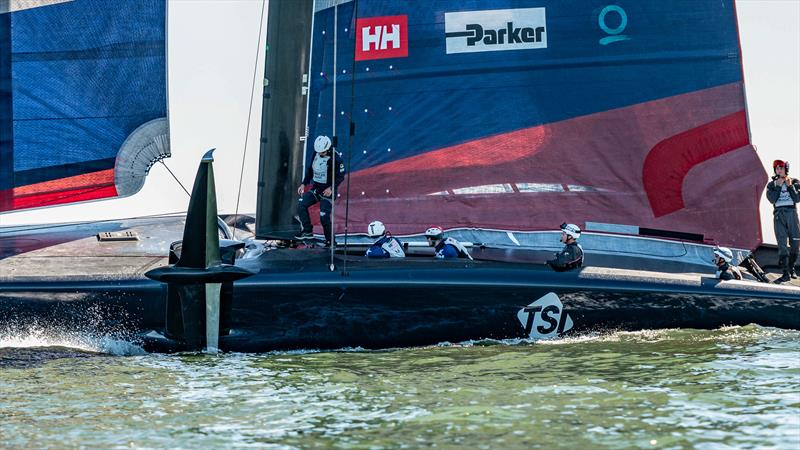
left=434, top=324, right=798, bottom=348
left=0, top=324, right=145, bottom=356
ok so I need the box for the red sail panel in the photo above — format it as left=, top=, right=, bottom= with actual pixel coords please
left=302, top=0, right=766, bottom=249
left=5, top=169, right=117, bottom=210
left=337, top=84, right=766, bottom=249
left=644, top=111, right=751, bottom=218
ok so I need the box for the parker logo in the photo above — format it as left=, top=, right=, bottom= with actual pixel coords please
left=517, top=293, right=573, bottom=340
left=445, top=8, right=547, bottom=54
left=355, top=15, right=408, bottom=61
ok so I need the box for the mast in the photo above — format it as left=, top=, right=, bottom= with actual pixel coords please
left=255, top=0, right=315, bottom=239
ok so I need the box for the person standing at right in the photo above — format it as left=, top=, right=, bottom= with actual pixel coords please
left=766, top=160, right=800, bottom=282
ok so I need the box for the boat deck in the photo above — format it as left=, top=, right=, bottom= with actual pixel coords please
left=1, top=216, right=798, bottom=290
left=2, top=217, right=798, bottom=352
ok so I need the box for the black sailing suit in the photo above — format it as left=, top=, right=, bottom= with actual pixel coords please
left=297, top=150, right=345, bottom=243
left=716, top=262, right=743, bottom=281
left=547, top=242, right=584, bottom=272
left=766, top=176, right=800, bottom=277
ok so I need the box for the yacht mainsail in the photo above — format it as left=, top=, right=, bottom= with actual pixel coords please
left=0, top=0, right=168, bottom=213
left=295, top=0, right=766, bottom=249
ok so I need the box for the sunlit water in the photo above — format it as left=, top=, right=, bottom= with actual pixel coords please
left=1, top=325, right=798, bottom=449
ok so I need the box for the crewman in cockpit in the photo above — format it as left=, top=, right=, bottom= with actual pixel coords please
left=425, top=226, right=473, bottom=259
left=295, top=135, right=346, bottom=247
left=546, top=223, right=584, bottom=272
left=365, top=221, right=405, bottom=258
left=713, top=246, right=743, bottom=281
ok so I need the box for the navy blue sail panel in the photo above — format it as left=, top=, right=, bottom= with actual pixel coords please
left=306, top=0, right=767, bottom=250
left=0, top=0, right=168, bottom=212
left=308, top=0, right=747, bottom=168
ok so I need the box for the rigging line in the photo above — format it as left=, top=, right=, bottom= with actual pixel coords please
left=233, top=0, right=268, bottom=240
left=341, top=0, right=359, bottom=276
left=330, top=0, right=339, bottom=271
left=153, top=161, right=236, bottom=240
left=160, top=160, right=191, bottom=197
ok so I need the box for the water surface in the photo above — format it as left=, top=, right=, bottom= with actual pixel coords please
left=1, top=325, right=798, bottom=449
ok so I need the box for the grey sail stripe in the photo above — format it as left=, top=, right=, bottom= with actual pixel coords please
left=0, top=0, right=72, bottom=14
left=314, top=0, right=353, bottom=13
left=426, top=183, right=616, bottom=196
left=12, top=41, right=165, bottom=62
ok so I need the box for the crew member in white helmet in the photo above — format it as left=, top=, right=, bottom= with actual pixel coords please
left=546, top=223, right=584, bottom=272
left=365, top=221, right=405, bottom=258
left=425, top=226, right=472, bottom=259
left=713, top=246, right=742, bottom=281
left=295, top=135, right=346, bottom=246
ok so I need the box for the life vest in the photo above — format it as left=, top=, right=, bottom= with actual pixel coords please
left=435, top=237, right=473, bottom=260
left=776, top=183, right=795, bottom=207
left=381, top=237, right=406, bottom=258
left=366, top=236, right=405, bottom=258
left=312, top=153, right=330, bottom=184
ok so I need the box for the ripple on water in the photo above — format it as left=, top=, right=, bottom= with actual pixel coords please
left=0, top=325, right=797, bottom=449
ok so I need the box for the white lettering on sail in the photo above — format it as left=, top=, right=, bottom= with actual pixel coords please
left=362, top=24, right=400, bottom=51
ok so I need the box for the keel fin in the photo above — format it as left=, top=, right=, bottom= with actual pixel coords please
left=146, top=150, right=254, bottom=352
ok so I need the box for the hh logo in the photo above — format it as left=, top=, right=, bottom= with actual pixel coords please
left=517, top=293, right=573, bottom=340
left=355, top=15, right=408, bottom=61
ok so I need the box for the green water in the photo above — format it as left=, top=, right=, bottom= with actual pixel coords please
left=1, top=326, right=798, bottom=449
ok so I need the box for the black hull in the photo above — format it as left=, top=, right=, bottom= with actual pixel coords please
left=2, top=258, right=798, bottom=353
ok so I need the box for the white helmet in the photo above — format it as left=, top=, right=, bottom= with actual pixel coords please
left=713, top=246, right=733, bottom=264
left=560, top=223, right=581, bottom=240
left=314, top=135, right=332, bottom=153
left=425, top=226, right=444, bottom=240
left=367, top=220, right=386, bottom=238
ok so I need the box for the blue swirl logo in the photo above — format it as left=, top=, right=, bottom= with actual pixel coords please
left=599, top=5, right=631, bottom=45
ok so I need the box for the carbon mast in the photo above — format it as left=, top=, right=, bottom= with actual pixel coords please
left=255, top=0, right=315, bottom=239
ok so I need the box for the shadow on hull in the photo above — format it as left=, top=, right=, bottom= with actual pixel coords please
left=2, top=250, right=798, bottom=353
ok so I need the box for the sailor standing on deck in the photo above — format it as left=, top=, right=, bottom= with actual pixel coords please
left=295, top=135, right=346, bottom=246
left=425, top=226, right=473, bottom=259
left=713, top=246, right=743, bottom=281
left=365, top=221, right=405, bottom=258
left=765, top=159, right=800, bottom=282
left=547, top=223, right=584, bottom=272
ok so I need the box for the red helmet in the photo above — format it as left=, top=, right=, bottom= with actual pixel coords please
left=773, top=160, right=789, bottom=174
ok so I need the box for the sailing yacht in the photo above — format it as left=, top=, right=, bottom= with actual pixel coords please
left=1, top=0, right=798, bottom=353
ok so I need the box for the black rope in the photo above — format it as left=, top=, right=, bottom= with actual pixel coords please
left=160, top=160, right=191, bottom=197
left=341, top=0, right=359, bottom=276
left=232, top=0, right=268, bottom=240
